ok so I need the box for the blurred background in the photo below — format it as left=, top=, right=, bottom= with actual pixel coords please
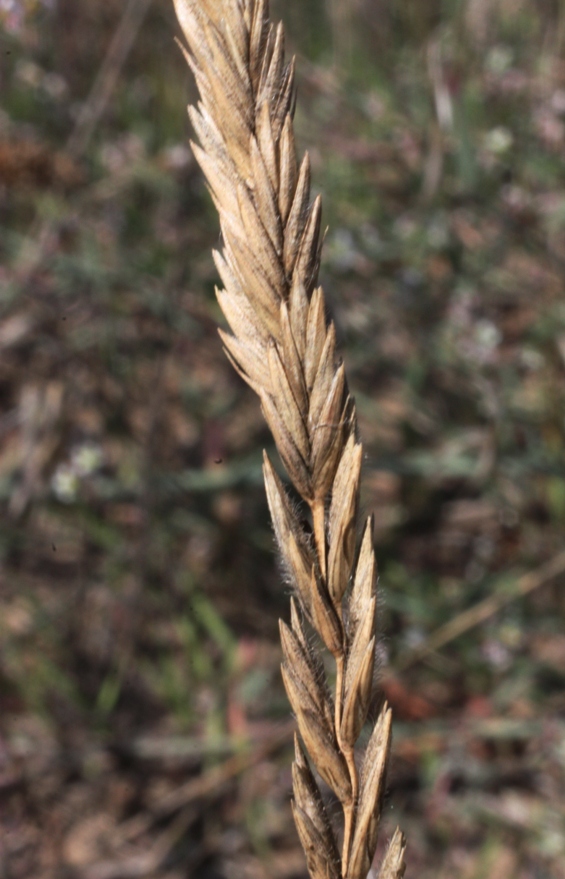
left=1, top=0, right=565, bottom=876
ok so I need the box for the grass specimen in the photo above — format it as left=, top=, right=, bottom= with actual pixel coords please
left=172, top=1, right=406, bottom=877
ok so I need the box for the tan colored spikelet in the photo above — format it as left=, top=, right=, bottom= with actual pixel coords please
left=378, top=828, right=407, bottom=879
left=171, top=1, right=406, bottom=877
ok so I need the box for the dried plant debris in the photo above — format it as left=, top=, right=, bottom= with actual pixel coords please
left=172, top=1, right=405, bottom=877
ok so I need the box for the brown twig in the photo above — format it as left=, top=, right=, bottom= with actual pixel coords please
left=13, top=0, right=153, bottom=283
left=113, top=722, right=294, bottom=845
left=395, top=550, right=565, bottom=673
left=66, top=0, right=154, bottom=159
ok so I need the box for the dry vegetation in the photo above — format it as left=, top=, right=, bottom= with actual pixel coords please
left=172, top=1, right=404, bottom=876
left=1, top=1, right=565, bottom=877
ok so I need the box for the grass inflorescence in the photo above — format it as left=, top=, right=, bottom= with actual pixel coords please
left=172, top=2, right=406, bottom=876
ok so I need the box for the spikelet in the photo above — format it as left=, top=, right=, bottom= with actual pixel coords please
left=172, top=2, right=406, bottom=877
